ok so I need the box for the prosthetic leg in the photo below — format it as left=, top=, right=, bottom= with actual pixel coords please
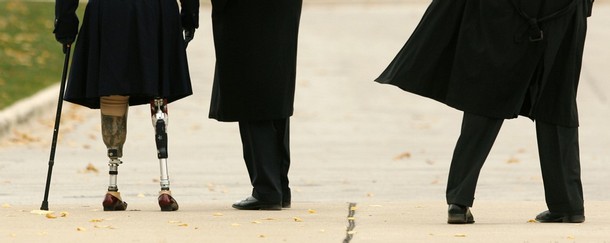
left=100, top=96, right=129, bottom=211
left=151, top=98, right=179, bottom=211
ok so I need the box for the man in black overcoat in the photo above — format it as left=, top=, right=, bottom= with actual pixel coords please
left=209, top=0, right=302, bottom=210
left=376, top=0, right=594, bottom=223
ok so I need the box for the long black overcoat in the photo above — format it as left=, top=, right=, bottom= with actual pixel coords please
left=376, top=0, right=593, bottom=127
left=57, top=0, right=199, bottom=109
left=209, top=0, right=302, bottom=122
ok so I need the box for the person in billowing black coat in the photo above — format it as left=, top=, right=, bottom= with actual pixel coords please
left=209, top=0, right=302, bottom=210
left=376, top=0, right=594, bottom=223
left=54, top=0, right=199, bottom=211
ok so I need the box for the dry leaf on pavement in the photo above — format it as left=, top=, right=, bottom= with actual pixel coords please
left=393, top=152, right=411, bottom=160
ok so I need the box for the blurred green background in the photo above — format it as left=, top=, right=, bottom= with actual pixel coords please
left=0, top=0, right=83, bottom=110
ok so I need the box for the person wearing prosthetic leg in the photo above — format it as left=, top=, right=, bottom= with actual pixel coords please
left=54, top=0, right=199, bottom=211
left=376, top=0, right=594, bottom=223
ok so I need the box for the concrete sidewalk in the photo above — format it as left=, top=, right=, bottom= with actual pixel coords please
left=1, top=3, right=610, bottom=242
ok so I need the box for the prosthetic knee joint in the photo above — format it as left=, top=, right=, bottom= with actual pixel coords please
left=151, top=98, right=171, bottom=191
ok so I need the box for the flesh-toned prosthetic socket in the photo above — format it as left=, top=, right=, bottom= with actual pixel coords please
left=100, top=95, right=129, bottom=211
left=151, top=98, right=179, bottom=211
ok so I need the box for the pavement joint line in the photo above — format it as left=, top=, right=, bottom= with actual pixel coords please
left=343, top=202, right=358, bottom=243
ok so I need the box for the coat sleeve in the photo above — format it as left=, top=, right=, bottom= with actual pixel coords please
left=55, top=0, right=78, bottom=17
left=586, top=0, right=594, bottom=17
left=54, top=0, right=79, bottom=44
left=179, top=0, right=200, bottom=29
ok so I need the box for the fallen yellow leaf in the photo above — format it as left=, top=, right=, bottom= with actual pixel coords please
left=76, top=227, right=86, bottom=231
left=60, top=212, right=69, bottom=217
left=506, top=156, right=520, bottom=164
left=85, top=163, right=99, bottom=173
left=2, top=203, right=11, bottom=208
left=293, top=217, right=303, bottom=222
left=89, top=219, right=104, bottom=223
left=454, top=234, right=467, bottom=237
left=308, top=209, right=317, bottom=214
left=45, top=213, right=57, bottom=219
left=393, top=152, right=411, bottom=160
left=178, top=223, right=188, bottom=227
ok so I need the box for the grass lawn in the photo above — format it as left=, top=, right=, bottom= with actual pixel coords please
left=0, top=0, right=81, bottom=110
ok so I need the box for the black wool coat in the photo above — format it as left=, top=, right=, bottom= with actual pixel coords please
left=209, top=0, right=303, bottom=122
left=57, top=0, right=199, bottom=109
left=376, top=0, right=593, bottom=127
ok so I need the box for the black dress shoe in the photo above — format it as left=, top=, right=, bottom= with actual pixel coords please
left=447, top=204, right=475, bottom=224
left=232, top=196, right=282, bottom=210
left=535, top=210, right=585, bottom=223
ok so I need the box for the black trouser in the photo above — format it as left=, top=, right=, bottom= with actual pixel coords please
left=446, top=112, right=584, bottom=214
left=238, top=118, right=291, bottom=203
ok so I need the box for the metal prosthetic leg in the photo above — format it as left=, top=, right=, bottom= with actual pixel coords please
left=100, top=109, right=129, bottom=211
left=151, top=98, right=179, bottom=211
